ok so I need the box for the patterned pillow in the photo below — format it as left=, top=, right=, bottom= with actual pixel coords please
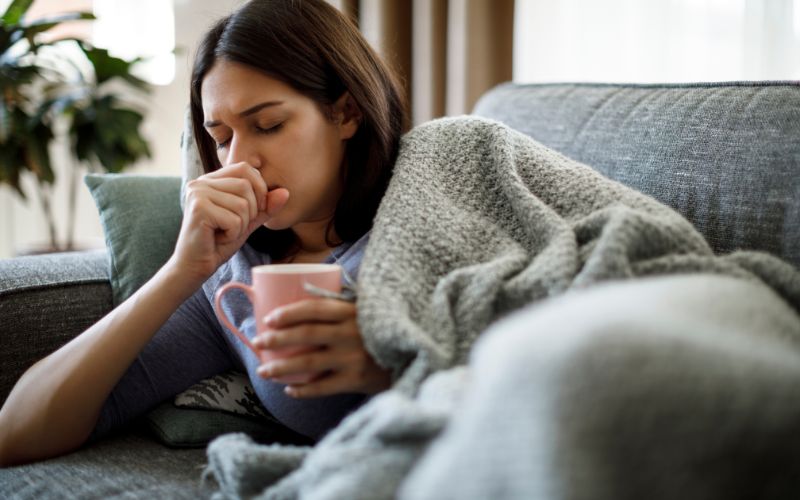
left=143, top=370, right=312, bottom=448
left=173, top=370, right=275, bottom=422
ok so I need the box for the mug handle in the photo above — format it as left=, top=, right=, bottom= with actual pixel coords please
left=214, top=282, right=258, bottom=355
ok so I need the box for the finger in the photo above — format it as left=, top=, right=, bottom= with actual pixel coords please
left=265, top=187, right=290, bottom=217
left=239, top=164, right=268, bottom=212
left=190, top=197, right=245, bottom=243
left=283, top=372, right=356, bottom=399
left=257, top=349, right=350, bottom=379
left=194, top=188, right=252, bottom=233
left=201, top=177, right=259, bottom=220
left=255, top=321, right=360, bottom=350
left=203, top=162, right=266, bottom=213
left=263, top=299, right=355, bottom=328
left=245, top=208, right=272, bottom=235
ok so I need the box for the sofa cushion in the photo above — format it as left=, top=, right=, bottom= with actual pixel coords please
left=0, top=424, right=215, bottom=499
left=473, top=81, right=800, bottom=269
left=0, top=250, right=112, bottom=405
left=85, top=173, right=183, bottom=306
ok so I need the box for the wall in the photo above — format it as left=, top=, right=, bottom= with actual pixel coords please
left=0, top=0, right=245, bottom=258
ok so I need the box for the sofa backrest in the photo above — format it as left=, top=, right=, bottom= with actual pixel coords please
left=473, top=81, right=800, bottom=270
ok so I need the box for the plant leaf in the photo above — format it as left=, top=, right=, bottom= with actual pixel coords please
left=79, top=45, right=131, bottom=85
left=0, top=102, right=8, bottom=142
left=68, top=95, right=150, bottom=172
left=0, top=118, right=28, bottom=199
left=19, top=113, right=54, bottom=183
left=7, top=12, right=94, bottom=54
left=22, top=12, right=95, bottom=28
left=1, top=0, right=34, bottom=27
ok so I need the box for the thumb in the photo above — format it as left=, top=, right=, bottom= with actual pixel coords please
left=245, top=187, right=290, bottom=234
left=265, top=187, right=290, bottom=216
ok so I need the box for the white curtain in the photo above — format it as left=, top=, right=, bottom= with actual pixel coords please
left=514, top=0, right=800, bottom=83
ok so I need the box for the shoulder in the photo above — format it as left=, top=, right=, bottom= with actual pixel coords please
left=403, top=115, right=513, bottom=142
left=399, top=115, right=524, bottom=156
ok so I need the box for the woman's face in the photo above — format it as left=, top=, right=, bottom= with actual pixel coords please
left=200, top=59, right=357, bottom=232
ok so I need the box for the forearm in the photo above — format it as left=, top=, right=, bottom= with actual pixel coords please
left=0, top=257, right=204, bottom=467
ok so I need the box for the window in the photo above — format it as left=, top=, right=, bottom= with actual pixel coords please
left=514, top=0, right=800, bottom=83
left=1, top=0, right=176, bottom=85
left=93, top=0, right=175, bottom=85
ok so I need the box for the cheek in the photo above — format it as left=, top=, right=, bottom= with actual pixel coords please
left=278, top=124, right=344, bottom=183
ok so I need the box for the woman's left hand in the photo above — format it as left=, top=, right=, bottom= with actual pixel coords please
left=252, top=299, right=392, bottom=398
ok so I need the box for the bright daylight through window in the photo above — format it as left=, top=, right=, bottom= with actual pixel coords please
left=514, top=0, right=800, bottom=83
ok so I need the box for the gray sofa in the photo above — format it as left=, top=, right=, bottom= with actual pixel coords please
left=1, top=81, right=798, bottom=498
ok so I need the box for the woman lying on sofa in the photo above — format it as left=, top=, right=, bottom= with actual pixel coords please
left=2, top=3, right=799, bottom=498
left=0, top=0, right=404, bottom=466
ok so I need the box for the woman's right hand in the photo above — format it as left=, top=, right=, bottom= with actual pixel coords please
left=170, top=162, right=290, bottom=281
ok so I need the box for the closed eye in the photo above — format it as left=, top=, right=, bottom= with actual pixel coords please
left=256, top=122, right=283, bottom=135
left=214, top=123, right=283, bottom=150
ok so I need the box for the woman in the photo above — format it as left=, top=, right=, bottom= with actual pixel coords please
left=0, top=0, right=407, bottom=466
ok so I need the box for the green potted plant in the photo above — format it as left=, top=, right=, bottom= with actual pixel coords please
left=0, top=0, right=151, bottom=253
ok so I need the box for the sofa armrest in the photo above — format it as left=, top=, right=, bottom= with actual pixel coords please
left=0, top=249, right=113, bottom=405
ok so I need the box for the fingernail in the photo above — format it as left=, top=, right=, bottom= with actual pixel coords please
left=257, top=363, right=273, bottom=376
left=263, top=310, right=280, bottom=326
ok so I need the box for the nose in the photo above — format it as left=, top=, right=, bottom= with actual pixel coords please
left=225, top=134, right=261, bottom=168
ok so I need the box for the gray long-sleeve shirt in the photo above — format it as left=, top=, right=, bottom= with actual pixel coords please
left=89, top=231, right=371, bottom=442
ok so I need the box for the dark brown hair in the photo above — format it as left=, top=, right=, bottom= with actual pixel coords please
left=190, top=0, right=408, bottom=260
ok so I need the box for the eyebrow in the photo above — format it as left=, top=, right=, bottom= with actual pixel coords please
left=203, top=101, right=284, bottom=128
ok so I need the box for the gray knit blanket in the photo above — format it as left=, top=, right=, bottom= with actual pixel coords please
left=203, top=117, right=800, bottom=499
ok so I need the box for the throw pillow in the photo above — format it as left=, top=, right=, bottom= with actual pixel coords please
left=144, top=401, right=311, bottom=449
left=173, top=370, right=274, bottom=421
left=180, top=105, right=204, bottom=211
left=144, top=370, right=312, bottom=448
left=84, top=173, right=183, bottom=306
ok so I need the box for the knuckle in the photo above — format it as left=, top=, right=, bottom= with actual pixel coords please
left=234, top=197, right=249, bottom=213
left=343, top=350, right=364, bottom=369
left=355, top=360, right=370, bottom=382
left=235, top=178, right=250, bottom=191
left=231, top=213, right=243, bottom=230
left=297, top=325, right=315, bottom=342
left=187, top=198, right=205, bottom=216
left=300, top=355, right=316, bottom=371
left=310, top=300, right=327, bottom=317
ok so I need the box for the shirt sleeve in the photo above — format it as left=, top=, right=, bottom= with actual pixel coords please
left=86, top=286, right=239, bottom=443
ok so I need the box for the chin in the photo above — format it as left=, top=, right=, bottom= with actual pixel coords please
left=263, top=217, right=291, bottom=231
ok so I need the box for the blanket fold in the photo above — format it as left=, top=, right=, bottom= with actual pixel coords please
left=204, top=117, right=800, bottom=499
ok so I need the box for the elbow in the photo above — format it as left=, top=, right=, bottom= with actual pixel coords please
left=0, top=408, right=36, bottom=468
left=0, top=419, right=16, bottom=468
left=0, top=412, right=20, bottom=468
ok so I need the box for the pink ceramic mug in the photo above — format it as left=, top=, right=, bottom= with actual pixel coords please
left=214, top=263, right=342, bottom=384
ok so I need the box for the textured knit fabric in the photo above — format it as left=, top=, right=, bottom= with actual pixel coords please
left=401, top=274, right=800, bottom=500
left=88, top=231, right=370, bottom=445
left=203, top=116, right=800, bottom=498
left=473, top=81, right=800, bottom=269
